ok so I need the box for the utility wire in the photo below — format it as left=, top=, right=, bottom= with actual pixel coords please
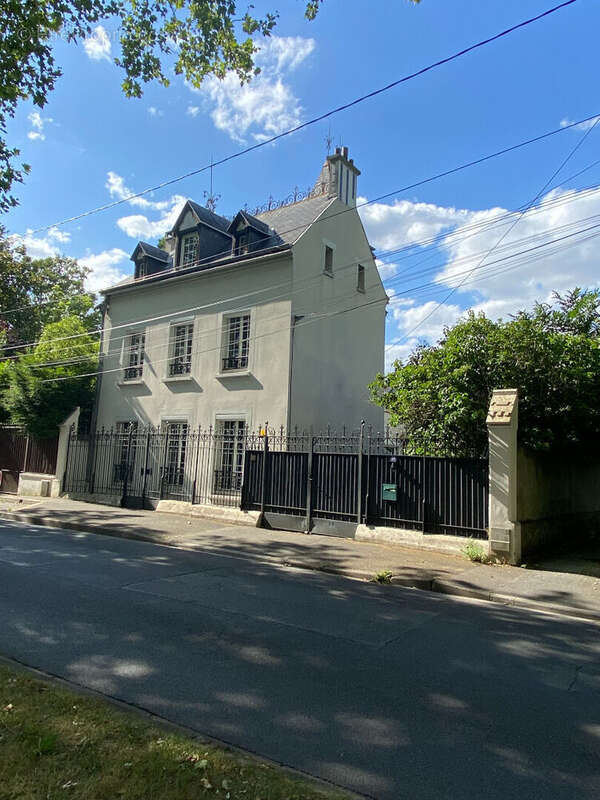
left=394, top=114, right=600, bottom=347
left=23, top=0, right=579, bottom=236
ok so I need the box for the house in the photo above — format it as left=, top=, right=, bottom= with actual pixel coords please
left=93, top=147, right=388, bottom=455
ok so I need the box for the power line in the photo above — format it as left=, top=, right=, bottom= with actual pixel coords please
left=30, top=217, right=600, bottom=378
left=4, top=168, right=600, bottom=359
left=395, top=111, right=600, bottom=346
left=24, top=0, right=579, bottom=237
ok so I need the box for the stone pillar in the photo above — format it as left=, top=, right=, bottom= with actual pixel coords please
left=487, top=389, right=521, bottom=564
left=51, top=407, right=80, bottom=497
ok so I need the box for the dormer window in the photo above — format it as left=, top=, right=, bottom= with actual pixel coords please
left=236, top=229, right=250, bottom=256
left=181, top=233, right=199, bottom=266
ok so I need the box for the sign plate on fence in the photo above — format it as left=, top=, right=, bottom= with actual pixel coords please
left=381, top=483, right=397, bottom=502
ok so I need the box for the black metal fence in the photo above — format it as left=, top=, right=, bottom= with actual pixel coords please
left=62, top=424, right=489, bottom=538
left=0, top=427, right=59, bottom=494
left=63, top=425, right=265, bottom=509
left=241, top=429, right=489, bottom=539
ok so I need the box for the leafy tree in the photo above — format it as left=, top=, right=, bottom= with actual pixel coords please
left=0, top=226, right=99, bottom=345
left=0, top=1, right=423, bottom=209
left=370, top=289, right=600, bottom=457
left=3, top=316, right=99, bottom=438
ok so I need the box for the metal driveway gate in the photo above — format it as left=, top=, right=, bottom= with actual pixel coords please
left=241, top=430, right=488, bottom=539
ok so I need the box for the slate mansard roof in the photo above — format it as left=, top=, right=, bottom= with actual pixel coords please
left=105, top=193, right=336, bottom=294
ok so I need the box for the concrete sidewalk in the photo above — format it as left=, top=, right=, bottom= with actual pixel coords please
left=1, top=495, right=599, bottom=622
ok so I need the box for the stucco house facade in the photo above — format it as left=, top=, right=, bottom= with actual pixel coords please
left=93, top=147, right=388, bottom=447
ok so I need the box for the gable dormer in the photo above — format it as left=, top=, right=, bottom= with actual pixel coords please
left=131, top=242, right=171, bottom=280
left=228, top=211, right=273, bottom=256
left=170, top=200, right=233, bottom=268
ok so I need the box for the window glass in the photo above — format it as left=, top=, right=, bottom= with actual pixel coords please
left=324, top=245, right=334, bottom=274
left=181, top=233, right=199, bottom=266
left=222, top=314, right=250, bottom=371
left=123, top=333, right=145, bottom=381
left=168, top=323, right=193, bottom=376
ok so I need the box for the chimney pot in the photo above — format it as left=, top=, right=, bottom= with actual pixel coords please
left=335, top=146, right=342, bottom=155
left=342, top=146, right=349, bottom=159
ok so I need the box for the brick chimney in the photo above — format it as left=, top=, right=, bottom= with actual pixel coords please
left=313, top=145, right=361, bottom=207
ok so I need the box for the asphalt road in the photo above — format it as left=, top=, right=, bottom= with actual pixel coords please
left=0, top=519, right=599, bottom=799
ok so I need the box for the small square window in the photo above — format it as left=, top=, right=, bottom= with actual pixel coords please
left=357, top=264, right=366, bottom=293
left=324, top=245, right=334, bottom=275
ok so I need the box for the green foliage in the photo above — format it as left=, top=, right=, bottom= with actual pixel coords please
left=371, top=569, right=393, bottom=584
left=370, top=289, right=600, bottom=457
left=0, top=227, right=99, bottom=345
left=3, top=317, right=99, bottom=438
left=463, top=540, right=490, bottom=564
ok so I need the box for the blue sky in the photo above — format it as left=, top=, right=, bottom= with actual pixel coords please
left=5, top=0, right=600, bottom=368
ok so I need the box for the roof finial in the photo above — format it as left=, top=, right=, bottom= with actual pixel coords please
left=203, top=155, right=221, bottom=212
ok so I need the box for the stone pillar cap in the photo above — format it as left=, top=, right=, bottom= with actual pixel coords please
left=486, top=388, right=518, bottom=425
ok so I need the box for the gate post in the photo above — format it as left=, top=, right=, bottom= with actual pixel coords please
left=305, top=435, right=314, bottom=532
left=356, top=420, right=364, bottom=524
left=120, top=424, right=134, bottom=508
left=259, top=424, right=269, bottom=519
left=487, top=389, right=520, bottom=564
left=141, top=427, right=151, bottom=507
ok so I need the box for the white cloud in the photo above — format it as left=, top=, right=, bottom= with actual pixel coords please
left=11, top=229, right=59, bottom=258
left=83, top=25, right=111, bottom=61
left=47, top=226, right=71, bottom=243
left=360, top=184, right=600, bottom=370
left=148, top=106, right=163, bottom=117
left=106, top=171, right=188, bottom=240
left=80, top=248, right=130, bottom=292
left=116, top=198, right=186, bottom=240
left=27, top=111, right=53, bottom=142
left=186, top=105, right=201, bottom=117
left=560, top=115, right=600, bottom=132
left=358, top=195, right=471, bottom=272
left=192, top=35, right=315, bottom=143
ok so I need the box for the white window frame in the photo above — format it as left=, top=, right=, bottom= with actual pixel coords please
left=213, top=414, right=249, bottom=494
left=220, top=311, right=252, bottom=373
left=161, top=418, right=190, bottom=488
left=322, top=240, right=335, bottom=277
left=181, top=232, right=199, bottom=266
left=121, top=330, right=146, bottom=382
left=166, top=320, right=194, bottom=380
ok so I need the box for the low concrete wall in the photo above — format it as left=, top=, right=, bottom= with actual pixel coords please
left=356, top=525, right=487, bottom=557
left=517, top=448, right=600, bottom=558
left=17, top=472, right=54, bottom=497
left=156, top=500, right=261, bottom=527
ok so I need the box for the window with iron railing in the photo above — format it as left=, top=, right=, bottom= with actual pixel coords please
left=123, top=332, right=145, bottom=381
left=113, top=421, right=138, bottom=481
left=168, top=323, right=193, bottom=377
left=214, top=419, right=246, bottom=493
left=221, top=313, right=250, bottom=372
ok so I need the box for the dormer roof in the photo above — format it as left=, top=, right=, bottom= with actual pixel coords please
left=228, top=210, right=272, bottom=236
left=130, top=241, right=170, bottom=262
left=170, top=199, right=231, bottom=235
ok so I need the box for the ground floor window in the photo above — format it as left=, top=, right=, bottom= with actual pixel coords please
left=214, top=419, right=246, bottom=492
left=114, top=421, right=138, bottom=482
left=163, top=421, right=189, bottom=486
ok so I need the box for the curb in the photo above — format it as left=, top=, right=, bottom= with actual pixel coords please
left=2, top=510, right=599, bottom=625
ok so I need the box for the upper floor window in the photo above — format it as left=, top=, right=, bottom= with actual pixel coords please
left=181, top=233, right=199, bottom=266
left=357, top=264, right=366, bottom=293
left=222, top=313, right=250, bottom=371
left=324, top=245, right=334, bottom=275
left=236, top=229, right=250, bottom=256
left=168, top=323, right=193, bottom=377
left=123, top=332, right=145, bottom=381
